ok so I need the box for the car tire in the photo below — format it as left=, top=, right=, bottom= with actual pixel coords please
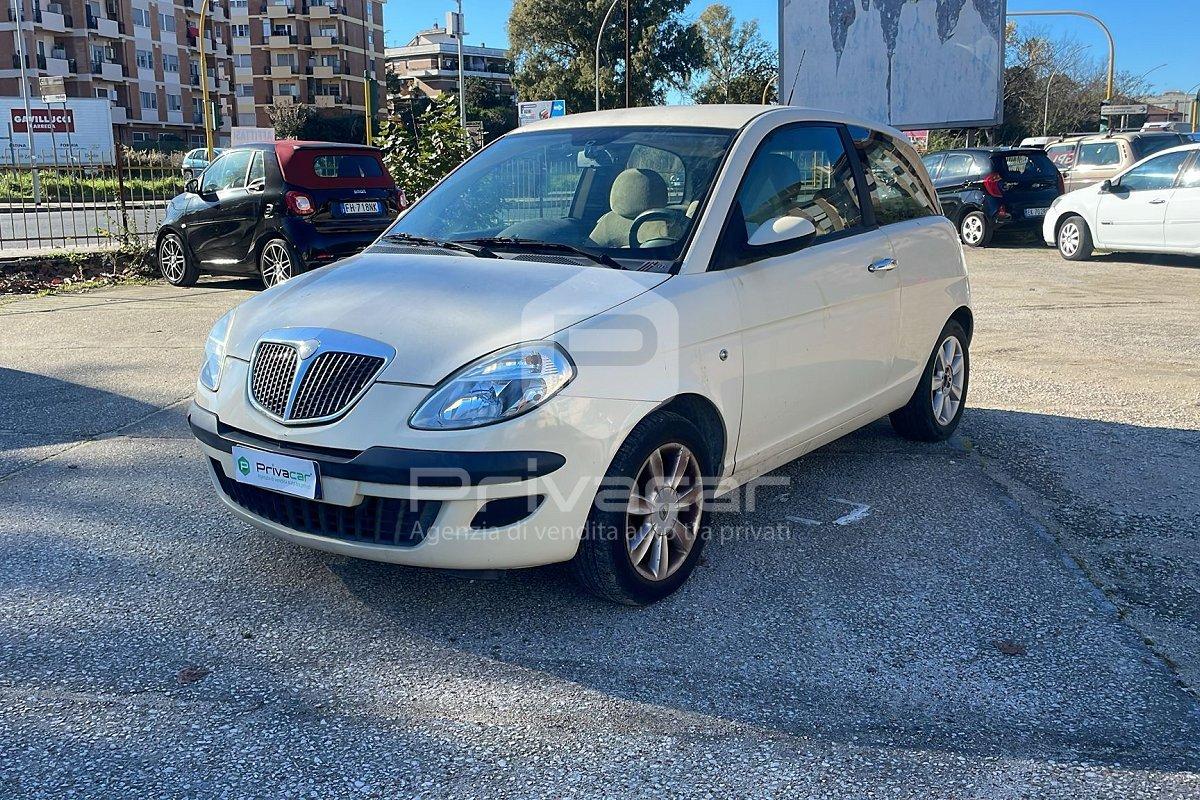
left=158, top=232, right=198, bottom=287
left=259, top=238, right=302, bottom=289
left=1057, top=215, right=1093, bottom=261
left=959, top=210, right=993, bottom=247
left=571, top=411, right=711, bottom=605
left=889, top=319, right=970, bottom=442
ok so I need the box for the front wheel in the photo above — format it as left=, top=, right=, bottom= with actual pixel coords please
left=571, top=411, right=709, bottom=605
left=1057, top=215, right=1093, bottom=261
left=259, top=238, right=301, bottom=289
left=959, top=210, right=993, bottom=247
left=158, top=232, right=198, bottom=287
left=890, top=320, right=970, bottom=442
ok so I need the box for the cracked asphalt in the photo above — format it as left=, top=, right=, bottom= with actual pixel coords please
left=1, top=247, right=1198, bottom=798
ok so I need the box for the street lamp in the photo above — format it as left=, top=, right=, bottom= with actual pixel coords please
left=1009, top=10, right=1115, bottom=101
left=595, top=0, right=621, bottom=111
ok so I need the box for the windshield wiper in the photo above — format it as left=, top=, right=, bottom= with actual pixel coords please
left=381, top=232, right=497, bottom=258
left=462, top=237, right=624, bottom=269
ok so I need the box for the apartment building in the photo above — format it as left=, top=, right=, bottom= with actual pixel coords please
left=0, top=0, right=384, bottom=151
left=236, top=0, right=385, bottom=128
left=0, top=0, right=237, bottom=149
left=386, top=22, right=513, bottom=102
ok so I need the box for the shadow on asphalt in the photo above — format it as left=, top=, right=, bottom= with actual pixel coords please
left=0, top=367, right=162, bottom=443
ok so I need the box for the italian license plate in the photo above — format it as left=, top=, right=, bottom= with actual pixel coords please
left=1024, top=207, right=1048, bottom=218
left=342, top=201, right=380, bottom=215
left=231, top=445, right=320, bottom=500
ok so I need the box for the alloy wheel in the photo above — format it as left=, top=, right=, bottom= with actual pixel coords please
left=931, top=335, right=965, bottom=426
left=261, top=241, right=294, bottom=288
left=1059, top=221, right=1080, bottom=257
left=961, top=214, right=985, bottom=245
left=624, top=443, right=703, bottom=582
left=159, top=235, right=186, bottom=283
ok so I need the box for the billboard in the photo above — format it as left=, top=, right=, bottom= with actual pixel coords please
left=517, top=99, right=566, bottom=127
left=780, top=0, right=1005, bottom=130
left=0, top=97, right=115, bottom=164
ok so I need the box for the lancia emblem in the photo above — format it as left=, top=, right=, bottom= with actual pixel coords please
left=296, top=339, right=320, bottom=360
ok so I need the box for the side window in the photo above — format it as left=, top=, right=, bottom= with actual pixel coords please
left=198, top=154, right=231, bottom=193
left=939, top=153, right=976, bottom=180
left=247, top=151, right=265, bottom=186
left=1046, top=144, right=1077, bottom=170
left=1118, top=150, right=1190, bottom=192
left=201, top=150, right=252, bottom=193
left=921, top=154, right=943, bottom=178
left=1179, top=155, right=1200, bottom=189
left=1077, top=142, right=1120, bottom=167
left=853, top=132, right=938, bottom=224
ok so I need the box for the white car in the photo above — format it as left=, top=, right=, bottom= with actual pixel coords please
left=1044, top=143, right=1200, bottom=260
left=189, top=106, right=972, bottom=605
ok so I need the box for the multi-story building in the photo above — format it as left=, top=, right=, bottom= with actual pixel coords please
left=387, top=22, right=513, bottom=103
left=0, top=0, right=383, bottom=152
left=238, top=0, right=385, bottom=128
left=0, top=0, right=237, bottom=149
left=1144, top=91, right=1195, bottom=125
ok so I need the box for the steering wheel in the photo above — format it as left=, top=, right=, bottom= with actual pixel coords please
left=628, top=208, right=686, bottom=250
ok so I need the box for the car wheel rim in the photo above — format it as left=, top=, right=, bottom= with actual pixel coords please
left=159, top=236, right=185, bottom=283
left=262, top=242, right=292, bottom=287
left=1060, top=223, right=1080, bottom=256
left=962, top=216, right=983, bottom=244
left=625, top=443, right=703, bottom=582
left=931, top=335, right=965, bottom=427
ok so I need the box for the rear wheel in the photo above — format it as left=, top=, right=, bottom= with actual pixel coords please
left=572, top=411, right=709, bottom=605
left=158, top=232, right=197, bottom=287
left=959, top=210, right=993, bottom=247
left=1057, top=215, right=1093, bottom=261
left=259, top=238, right=300, bottom=289
left=890, top=320, right=969, bottom=442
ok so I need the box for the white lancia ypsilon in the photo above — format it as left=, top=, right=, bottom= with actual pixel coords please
left=190, top=106, right=973, bottom=605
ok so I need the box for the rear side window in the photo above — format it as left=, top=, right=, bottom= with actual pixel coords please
left=921, top=154, right=944, bottom=178
left=312, top=154, right=385, bottom=178
left=1132, top=135, right=1186, bottom=160
left=996, top=152, right=1058, bottom=180
left=1046, top=144, right=1077, bottom=169
left=939, top=153, right=977, bottom=180
left=851, top=130, right=937, bottom=224
left=1077, top=142, right=1120, bottom=167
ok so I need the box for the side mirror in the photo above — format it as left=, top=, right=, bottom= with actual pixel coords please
left=185, top=178, right=199, bottom=194
left=747, top=215, right=817, bottom=249
left=1099, top=179, right=1113, bottom=193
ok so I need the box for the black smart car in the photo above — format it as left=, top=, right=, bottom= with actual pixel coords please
left=157, top=141, right=405, bottom=288
left=921, top=147, right=1063, bottom=247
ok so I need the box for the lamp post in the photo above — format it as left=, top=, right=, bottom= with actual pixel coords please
left=9, top=0, right=40, bottom=202
left=1009, top=10, right=1115, bottom=101
left=454, top=0, right=466, bottom=133
left=595, top=0, right=621, bottom=111
left=198, top=0, right=214, bottom=161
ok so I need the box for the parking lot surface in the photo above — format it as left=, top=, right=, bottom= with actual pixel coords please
left=1, top=248, right=1198, bottom=798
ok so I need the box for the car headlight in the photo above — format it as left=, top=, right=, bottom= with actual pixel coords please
left=198, top=310, right=233, bottom=392
left=409, top=342, right=575, bottom=430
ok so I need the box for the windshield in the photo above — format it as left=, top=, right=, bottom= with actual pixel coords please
left=384, top=126, right=735, bottom=263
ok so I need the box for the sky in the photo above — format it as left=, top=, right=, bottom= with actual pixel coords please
left=384, top=0, right=1200, bottom=97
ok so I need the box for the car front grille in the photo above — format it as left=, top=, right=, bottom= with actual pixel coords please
left=290, top=352, right=386, bottom=421
left=249, top=342, right=299, bottom=418
left=213, top=460, right=439, bottom=548
left=249, top=343, right=384, bottom=423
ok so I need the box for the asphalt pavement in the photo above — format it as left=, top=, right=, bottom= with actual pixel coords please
left=0, top=246, right=1197, bottom=798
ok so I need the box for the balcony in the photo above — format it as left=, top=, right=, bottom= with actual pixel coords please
left=44, top=55, right=76, bottom=76
left=311, top=64, right=334, bottom=79
left=270, top=64, right=295, bottom=78
left=40, top=8, right=70, bottom=31
left=309, top=35, right=338, bottom=48
left=267, top=34, right=297, bottom=47
left=86, top=13, right=121, bottom=37
left=110, top=105, right=127, bottom=124
left=236, top=95, right=255, bottom=108
left=265, top=3, right=296, bottom=18
left=93, top=60, right=125, bottom=81
left=167, top=110, right=184, bottom=124
left=272, top=94, right=296, bottom=106
left=315, top=94, right=337, bottom=108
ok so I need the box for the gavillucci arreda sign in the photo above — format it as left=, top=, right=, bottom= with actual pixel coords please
left=11, top=108, right=75, bottom=134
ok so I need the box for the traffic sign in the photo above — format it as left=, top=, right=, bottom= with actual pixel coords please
left=1100, top=104, right=1148, bottom=116
left=38, top=76, right=66, bottom=104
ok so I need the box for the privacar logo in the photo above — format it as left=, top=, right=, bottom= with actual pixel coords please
left=237, top=455, right=250, bottom=475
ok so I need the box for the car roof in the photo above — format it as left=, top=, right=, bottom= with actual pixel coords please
left=229, top=140, right=381, bottom=153
left=510, top=104, right=909, bottom=139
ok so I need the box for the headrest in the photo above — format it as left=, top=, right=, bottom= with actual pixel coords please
left=610, top=168, right=668, bottom=219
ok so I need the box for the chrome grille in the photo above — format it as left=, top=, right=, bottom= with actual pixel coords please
left=289, top=351, right=386, bottom=421
left=249, top=342, right=299, bottom=418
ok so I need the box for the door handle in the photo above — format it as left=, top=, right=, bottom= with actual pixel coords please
left=868, top=257, right=898, bottom=273
left=1148, top=198, right=1167, bottom=205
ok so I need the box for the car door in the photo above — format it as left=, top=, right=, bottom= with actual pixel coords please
left=725, top=123, right=900, bottom=470
left=932, top=153, right=977, bottom=220
left=184, top=149, right=256, bottom=266
left=1096, top=149, right=1191, bottom=249
left=1164, top=152, right=1200, bottom=252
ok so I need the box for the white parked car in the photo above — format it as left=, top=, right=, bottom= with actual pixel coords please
left=189, top=106, right=973, bottom=605
left=1045, top=142, right=1200, bottom=260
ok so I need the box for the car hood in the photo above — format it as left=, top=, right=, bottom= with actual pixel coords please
left=225, top=251, right=669, bottom=386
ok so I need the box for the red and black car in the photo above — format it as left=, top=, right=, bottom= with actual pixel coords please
left=156, top=141, right=406, bottom=288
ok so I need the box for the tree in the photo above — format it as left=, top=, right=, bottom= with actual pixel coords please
left=508, top=0, right=703, bottom=112
left=690, top=4, right=777, bottom=104
left=265, top=103, right=367, bottom=144
left=462, top=77, right=518, bottom=142
left=266, top=103, right=317, bottom=139
left=376, top=94, right=473, bottom=198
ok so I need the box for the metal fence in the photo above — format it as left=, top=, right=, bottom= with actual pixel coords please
left=0, top=152, right=183, bottom=256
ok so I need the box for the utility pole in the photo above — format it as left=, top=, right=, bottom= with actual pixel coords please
left=624, top=0, right=630, bottom=108
left=199, top=0, right=214, bottom=161
left=362, top=0, right=373, bottom=146
left=454, top=0, right=466, bottom=134
left=10, top=0, right=40, bottom=203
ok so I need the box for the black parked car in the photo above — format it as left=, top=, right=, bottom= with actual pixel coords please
left=157, top=141, right=405, bottom=288
left=920, top=147, right=1063, bottom=247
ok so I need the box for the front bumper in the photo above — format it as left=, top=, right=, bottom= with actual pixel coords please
left=190, top=362, right=655, bottom=569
